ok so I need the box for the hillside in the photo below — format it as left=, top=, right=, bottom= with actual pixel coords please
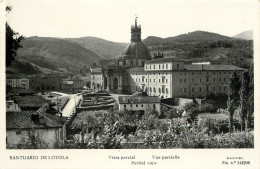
left=66, top=37, right=127, bottom=59
left=144, top=31, right=233, bottom=45
left=13, top=30, right=253, bottom=75
left=17, top=37, right=103, bottom=72
left=6, top=60, right=41, bottom=76
left=143, top=31, right=253, bottom=68
left=233, top=30, right=253, bottom=40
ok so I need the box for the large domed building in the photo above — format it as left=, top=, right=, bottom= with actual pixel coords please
left=91, top=17, right=153, bottom=94
left=90, top=17, right=246, bottom=98
left=118, top=17, right=151, bottom=67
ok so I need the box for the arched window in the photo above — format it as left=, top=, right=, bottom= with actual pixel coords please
left=158, top=88, right=161, bottom=93
left=153, top=87, right=156, bottom=93
left=113, top=77, right=118, bottom=89
left=150, top=87, right=152, bottom=93
left=162, top=86, right=165, bottom=94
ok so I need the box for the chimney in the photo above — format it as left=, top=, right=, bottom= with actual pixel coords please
left=31, top=114, right=40, bottom=124
left=31, top=114, right=45, bottom=125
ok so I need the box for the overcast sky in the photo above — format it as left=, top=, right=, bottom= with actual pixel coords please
left=6, top=0, right=257, bottom=42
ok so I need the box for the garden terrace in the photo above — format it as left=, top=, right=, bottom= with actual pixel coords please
left=82, top=95, right=115, bottom=107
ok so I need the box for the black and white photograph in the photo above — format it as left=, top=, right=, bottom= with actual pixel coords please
left=2, top=0, right=260, bottom=168
left=4, top=0, right=257, bottom=152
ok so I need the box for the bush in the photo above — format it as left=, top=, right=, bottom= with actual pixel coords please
left=159, top=122, right=169, bottom=133
left=140, top=130, right=254, bottom=149
left=200, top=103, right=217, bottom=113
left=164, top=108, right=180, bottom=119
left=198, top=115, right=218, bottom=134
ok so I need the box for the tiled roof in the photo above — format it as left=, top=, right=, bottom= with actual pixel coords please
left=127, top=67, right=145, bottom=72
left=9, top=88, right=35, bottom=95
left=119, top=96, right=160, bottom=104
left=6, top=111, right=67, bottom=129
left=15, top=95, right=49, bottom=108
left=131, top=92, right=147, bottom=96
left=6, top=75, right=25, bottom=79
left=145, top=57, right=185, bottom=64
left=67, top=79, right=83, bottom=81
left=184, top=65, right=246, bottom=71
left=90, top=66, right=103, bottom=69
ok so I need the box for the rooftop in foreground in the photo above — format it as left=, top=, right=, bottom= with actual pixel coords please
left=6, top=111, right=67, bottom=129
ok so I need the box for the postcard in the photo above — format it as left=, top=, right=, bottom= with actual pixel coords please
left=0, top=0, right=259, bottom=168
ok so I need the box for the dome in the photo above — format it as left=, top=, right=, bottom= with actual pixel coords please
left=121, top=42, right=151, bottom=60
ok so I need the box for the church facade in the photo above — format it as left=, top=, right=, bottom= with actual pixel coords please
left=90, top=18, right=246, bottom=98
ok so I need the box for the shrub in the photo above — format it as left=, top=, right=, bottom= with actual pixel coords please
left=164, top=108, right=179, bottom=119
left=159, top=122, right=169, bottom=133
left=140, top=130, right=254, bottom=149
left=198, top=115, right=218, bottom=134
left=200, top=103, right=217, bottom=113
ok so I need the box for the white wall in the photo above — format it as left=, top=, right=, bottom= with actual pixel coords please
left=119, top=102, right=161, bottom=115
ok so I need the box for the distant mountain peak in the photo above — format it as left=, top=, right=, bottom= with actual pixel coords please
left=233, top=30, right=253, bottom=40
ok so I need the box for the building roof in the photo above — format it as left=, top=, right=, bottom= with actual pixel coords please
left=121, top=41, right=151, bottom=60
left=6, top=111, right=67, bottom=129
left=127, top=67, right=145, bottom=72
left=184, top=64, right=246, bottom=71
left=118, top=96, right=160, bottom=104
left=66, top=78, right=83, bottom=81
left=14, top=95, right=50, bottom=108
left=131, top=92, right=148, bottom=96
left=145, top=57, right=185, bottom=64
left=6, top=75, right=27, bottom=79
left=9, top=88, right=36, bottom=95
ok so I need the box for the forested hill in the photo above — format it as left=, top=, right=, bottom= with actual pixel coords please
left=66, top=36, right=127, bottom=60
left=13, top=30, right=253, bottom=75
left=143, top=31, right=234, bottom=45
left=17, top=37, right=103, bottom=72
left=143, top=31, right=253, bottom=68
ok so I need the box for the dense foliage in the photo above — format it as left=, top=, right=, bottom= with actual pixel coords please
left=227, top=64, right=254, bottom=132
left=6, top=6, right=24, bottom=67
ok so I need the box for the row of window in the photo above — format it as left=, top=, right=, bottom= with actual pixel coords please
left=149, top=87, right=169, bottom=94
left=124, top=104, right=156, bottom=108
left=92, top=76, right=103, bottom=80
left=135, top=77, right=168, bottom=83
left=180, top=86, right=228, bottom=93
left=132, top=73, right=168, bottom=76
left=180, top=77, right=228, bottom=83
left=131, top=85, right=169, bottom=95
left=145, top=64, right=170, bottom=70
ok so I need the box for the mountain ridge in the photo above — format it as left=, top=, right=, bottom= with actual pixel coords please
left=13, top=30, right=253, bottom=76
left=66, top=36, right=127, bottom=59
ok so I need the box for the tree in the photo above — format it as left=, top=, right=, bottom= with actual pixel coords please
left=227, top=72, right=236, bottom=133
left=247, top=63, right=254, bottom=129
left=227, top=71, right=241, bottom=133
left=6, top=6, right=24, bottom=67
left=239, top=71, right=249, bottom=131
